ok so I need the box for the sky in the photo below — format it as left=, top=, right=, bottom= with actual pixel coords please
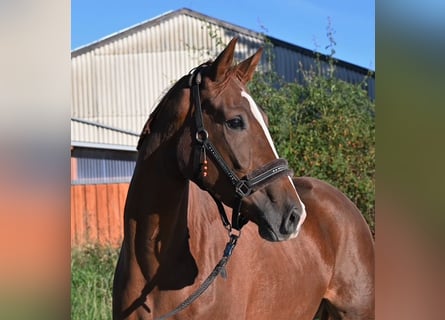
left=72, top=0, right=375, bottom=70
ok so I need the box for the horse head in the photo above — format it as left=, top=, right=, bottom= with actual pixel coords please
left=139, top=37, right=306, bottom=241
left=174, top=38, right=307, bottom=241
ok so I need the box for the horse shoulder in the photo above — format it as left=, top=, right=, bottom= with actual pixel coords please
left=293, top=176, right=374, bottom=272
left=294, top=177, right=375, bottom=318
left=293, top=176, right=370, bottom=235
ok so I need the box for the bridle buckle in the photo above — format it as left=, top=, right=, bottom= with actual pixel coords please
left=235, top=180, right=252, bottom=198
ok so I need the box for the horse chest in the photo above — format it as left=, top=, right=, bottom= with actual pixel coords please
left=175, top=228, right=327, bottom=319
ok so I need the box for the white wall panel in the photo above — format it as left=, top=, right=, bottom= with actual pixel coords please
left=71, top=9, right=374, bottom=149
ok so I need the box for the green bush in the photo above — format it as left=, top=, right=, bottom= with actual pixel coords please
left=71, top=245, right=118, bottom=320
left=249, top=61, right=375, bottom=233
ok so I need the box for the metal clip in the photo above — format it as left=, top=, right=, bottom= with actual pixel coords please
left=223, top=234, right=239, bottom=258
left=195, top=129, right=208, bottom=144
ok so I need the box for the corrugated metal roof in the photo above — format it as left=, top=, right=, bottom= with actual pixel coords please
left=71, top=8, right=374, bottom=150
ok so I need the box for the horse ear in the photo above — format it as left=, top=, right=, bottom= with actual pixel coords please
left=209, top=37, right=238, bottom=82
left=236, top=47, right=263, bottom=84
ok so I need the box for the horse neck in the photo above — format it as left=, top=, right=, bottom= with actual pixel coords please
left=125, top=78, right=194, bottom=252
left=126, top=149, right=225, bottom=259
left=125, top=78, right=221, bottom=268
left=124, top=136, right=189, bottom=277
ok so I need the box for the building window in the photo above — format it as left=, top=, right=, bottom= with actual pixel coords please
left=71, top=147, right=137, bottom=184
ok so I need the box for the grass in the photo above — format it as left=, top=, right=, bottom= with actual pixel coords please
left=71, top=245, right=119, bottom=320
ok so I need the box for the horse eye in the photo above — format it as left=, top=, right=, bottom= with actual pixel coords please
left=226, top=117, right=244, bottom=130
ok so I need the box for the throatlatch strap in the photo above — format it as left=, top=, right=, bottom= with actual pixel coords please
left=231, top=196, right=248, bottom=231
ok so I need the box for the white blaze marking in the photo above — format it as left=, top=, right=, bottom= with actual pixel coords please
left=241, top=90, right=307, bottom=237
left=241, top=90, right=279, bottom=158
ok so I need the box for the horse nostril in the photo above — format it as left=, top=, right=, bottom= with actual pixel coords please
left=280, top=208, right=300, bottom=235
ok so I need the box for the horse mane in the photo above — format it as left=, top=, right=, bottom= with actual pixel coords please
left=136, top=75, right=190, bottom=152
left=136, top=60, right=216, bottom=152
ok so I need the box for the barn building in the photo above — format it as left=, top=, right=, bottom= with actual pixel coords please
left=71, top=8, right=375, bottom=246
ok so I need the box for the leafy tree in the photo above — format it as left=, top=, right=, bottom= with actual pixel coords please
left=249, top=44, right=375, bottom=233
left=193, top=25, right=375, bottom=233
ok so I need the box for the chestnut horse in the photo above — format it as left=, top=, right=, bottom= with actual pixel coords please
left=112, top=38, right=374, bottom=320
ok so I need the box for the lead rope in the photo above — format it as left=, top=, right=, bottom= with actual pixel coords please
left=154, top=230, right=240, bottom=320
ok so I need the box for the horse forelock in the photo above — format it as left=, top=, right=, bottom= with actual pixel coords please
left=199, top=70, right=249, bottom=105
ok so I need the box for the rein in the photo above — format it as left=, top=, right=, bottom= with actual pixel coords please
left=154, top=65, right=292, bottom=320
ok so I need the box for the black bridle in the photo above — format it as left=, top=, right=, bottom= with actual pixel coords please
left=189, top=65, right=293, bottom=231
left=154, top=65, right=293, bottom=320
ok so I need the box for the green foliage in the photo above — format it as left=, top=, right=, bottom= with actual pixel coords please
left=71, top=245, right=119, bottom=320
left=249, top=50, right=375, bottom=233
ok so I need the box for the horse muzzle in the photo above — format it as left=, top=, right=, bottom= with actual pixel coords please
left=258, top=206, right=303, bottom=241
left=246, top=188, right=306, bottom=242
